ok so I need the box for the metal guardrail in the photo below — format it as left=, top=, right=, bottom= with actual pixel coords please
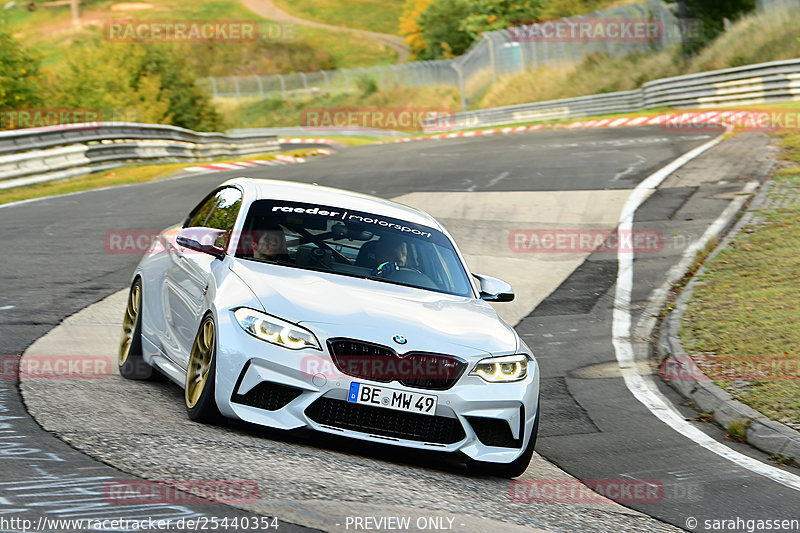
left=422, top=58, right=800, bottom=131
left=0, top=122, right=280, bottom=190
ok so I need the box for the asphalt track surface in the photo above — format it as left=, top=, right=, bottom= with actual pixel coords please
left=2, top=126, right=799, bottom=531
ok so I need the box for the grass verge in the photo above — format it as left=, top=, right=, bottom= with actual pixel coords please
left=5, top=0, right=396, bottom=74
left=678, top=130, right=800, bottom=430
left=476, top=7, right=800, bottom=110
left=220, top=85, right=460, bottom=129
left=269, top=0, right=404, bottom=36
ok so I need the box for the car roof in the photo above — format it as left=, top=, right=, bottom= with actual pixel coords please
left=225, top=177, right=443, bottom=230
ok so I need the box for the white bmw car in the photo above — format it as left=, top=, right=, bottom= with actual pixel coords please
left=119, top=178, right=540, bottom=477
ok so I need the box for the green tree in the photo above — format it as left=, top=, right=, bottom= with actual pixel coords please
left=461, top=0, right=544, bottom=40
left=680, top=0, right=756, bottom=55
left=43, top=39, right=222, bottom=131
left=43, top=42, right=171, bottom=124
left=137, top=46, right=222, bottom=131
left=415, top=0, right=542, bottom=59
left=417, top=0, right=473, bottom=58
left=0, top=30, right=41, bottom=110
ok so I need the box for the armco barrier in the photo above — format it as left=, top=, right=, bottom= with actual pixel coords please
left=422, top=58, right=800, bottom=131
left=0, top=122, right=280, bottom=189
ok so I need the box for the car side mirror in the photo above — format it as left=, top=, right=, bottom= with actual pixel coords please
left=473, top=273, right=515, bottom=302
left=176, top=228, right=227, bottom=260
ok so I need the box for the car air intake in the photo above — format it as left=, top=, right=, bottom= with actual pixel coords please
left=305, top=397, right=466, bottom=445
left=466, top=416, right=522, bottom=448
left=232, top=381, right=303, bottom=411
left=326, top=338, right=467, bottom=391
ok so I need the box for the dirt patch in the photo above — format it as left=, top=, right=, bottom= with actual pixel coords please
left=110, top=2, right=154, bottom=11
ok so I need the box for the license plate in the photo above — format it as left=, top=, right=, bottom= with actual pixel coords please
left=347, top=382, right=437, bottom=416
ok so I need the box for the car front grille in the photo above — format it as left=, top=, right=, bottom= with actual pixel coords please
left=327, top=339, right=467, bottom=391
left=305, top=397, right=466, bottom=445
left=232, top=381, right=303, bottom=411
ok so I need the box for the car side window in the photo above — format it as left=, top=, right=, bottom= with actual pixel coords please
left=185, top=188, right=242, bottom=230
left=205, top=188, right=243, bottom=232
left=185, top=192, right=219, bottom=228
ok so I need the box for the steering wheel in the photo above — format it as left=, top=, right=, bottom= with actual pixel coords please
left=371, top=262, right=423, bottom=278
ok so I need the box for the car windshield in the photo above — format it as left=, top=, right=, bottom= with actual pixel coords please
left=235, top=200, right=474, bottom=298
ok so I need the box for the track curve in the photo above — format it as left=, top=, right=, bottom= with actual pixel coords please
left=3, top=127, right=798, bottom=532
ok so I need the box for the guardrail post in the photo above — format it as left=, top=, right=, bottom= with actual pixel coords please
left=255, top=76, right=263, bottom=97
left=322, top=71, right=330, bottom=91
left=233, top=77, right=240, bottom=98
left=451, top=63, right=467, bottom=112
left=277, top=75, right=286, bottom=99
left=486, top=35, right=497, bottom=84
left=300, top=72, right=308, bottom=90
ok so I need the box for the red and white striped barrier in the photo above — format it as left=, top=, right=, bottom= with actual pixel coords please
left=279, top=138, right=345, bottom=146
left=378, top=111, right=751, bottom=144
left=184, top=148, right=332, bottom=174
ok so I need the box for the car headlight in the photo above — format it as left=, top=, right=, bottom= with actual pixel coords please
left=233, top=308, right=320, bottom=350
left=470, top=354, right=528, bottom=383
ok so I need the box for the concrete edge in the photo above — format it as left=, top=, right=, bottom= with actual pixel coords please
left=655, top=178, right=800, bottom=463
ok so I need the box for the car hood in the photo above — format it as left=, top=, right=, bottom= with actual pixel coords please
left=229, top=259, right=517, bottom=357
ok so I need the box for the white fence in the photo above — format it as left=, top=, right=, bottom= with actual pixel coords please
left=201, top=0, right=682, bottom=109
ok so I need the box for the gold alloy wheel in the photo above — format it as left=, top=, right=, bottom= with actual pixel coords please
left=119, top=284, right=141, bottom=366
left=186, top=318, right=215, bottom=408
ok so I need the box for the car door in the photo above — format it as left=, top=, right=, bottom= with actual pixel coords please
left=164, top=187, right=242, bottom=369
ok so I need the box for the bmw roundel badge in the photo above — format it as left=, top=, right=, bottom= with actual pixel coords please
left=393, top=335, right=407, bottom=345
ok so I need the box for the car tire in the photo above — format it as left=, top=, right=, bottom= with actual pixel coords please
left=185, top=313, right=222, bottom=423
left=118, top=278, right=155, bottom=380
left=467, top=400, right=540, bottom=478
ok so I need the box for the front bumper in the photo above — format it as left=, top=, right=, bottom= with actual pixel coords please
left=214, top=312, right=540, bottom=463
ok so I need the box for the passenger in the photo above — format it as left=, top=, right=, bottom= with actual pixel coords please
left=251, top=227, right=291, bottom=263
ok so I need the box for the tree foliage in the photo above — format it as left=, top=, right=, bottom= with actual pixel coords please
left=409, top=0, right=543, bottom=59
left=0, top=30, right=41, bottom=109
left=399, top=0, right=433, bottom=59
left=680, top=0, right=757, bottom=55
left=43, top=39, right=222, bottom=131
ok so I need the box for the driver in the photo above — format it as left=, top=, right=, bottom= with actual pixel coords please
left=251, top=227, right=291, bottom=263
left=373, top=237, right=407, bottom=275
